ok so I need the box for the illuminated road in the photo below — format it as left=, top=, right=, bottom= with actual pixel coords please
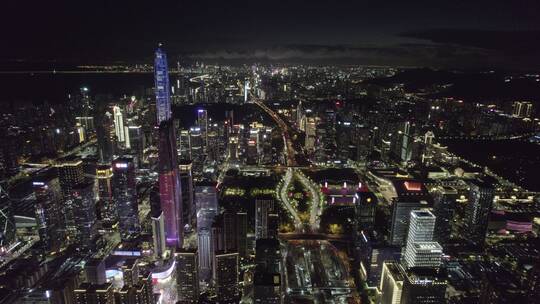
left=277, top=168, right=323, bottom=232
left=252, top=98, right=297, bottom=166
left=278, top=168, right=302, bottom=226
left=295, top=170, right=322, bottom=231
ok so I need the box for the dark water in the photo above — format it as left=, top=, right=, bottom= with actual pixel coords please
left=442, top=139, right=540, bottom=191
left=0, top=72, right=154, bottom=104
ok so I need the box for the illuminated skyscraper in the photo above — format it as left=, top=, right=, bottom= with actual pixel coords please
left=402, top=210, right=442, bottom=270
left=155, top=47, right=172, bottom=124
left=112, top=157, right=140, bottom=240
left=155, top=47, right=183, bottom=248
left=158, top=120, right=183, bottom=248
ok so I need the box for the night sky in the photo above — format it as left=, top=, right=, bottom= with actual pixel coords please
left=2, top=0, right=540, bottom=68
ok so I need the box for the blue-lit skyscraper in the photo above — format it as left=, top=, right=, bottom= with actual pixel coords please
left=154, top=46, right=183, bottom=248
left=155, top=47, right=172, bottom=124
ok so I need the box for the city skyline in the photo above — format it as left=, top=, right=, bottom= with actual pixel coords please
left=0, top=3, right=539, bottom=304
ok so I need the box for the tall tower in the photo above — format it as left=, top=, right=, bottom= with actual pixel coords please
left=155, top=46, right=183, bottom=248
left=155, top=47, right=172, bottom=124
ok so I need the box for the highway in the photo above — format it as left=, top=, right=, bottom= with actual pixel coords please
left=252, top=98, right=297, bottom=167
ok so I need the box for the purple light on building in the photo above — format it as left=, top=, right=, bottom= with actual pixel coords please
left=155, top=47, right=183, bottom=248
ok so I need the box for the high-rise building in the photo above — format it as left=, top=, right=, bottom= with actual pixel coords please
left=150, top=186, right=166, bottom=259
left=465, top=179, right=495, bottom=247
left=32, top=175, right=64, bottom=253
left=255, top=199, right=274, bottom=240
left=354, top=190, right=377, bottom=232
left=95, top=108, right=114, bottom=163
left=175, top=249, right=199, bottom=304
left=402, top=210, right=442, bottom=269
left=223, top=211, right=237, bottom=252
left=213, top=252, right=239, bottom=303
left=431, top=186, right=457, bottom=244
left=71, top=181, right=97, bottom=250
left=125, top=123, right=144, bottom=167
left=155, top=47, right=183, bottom=249
left=155, top=47, right=172, bottom=124
left=112, top=157, right=140, bottom=240
left=389, top=199, right=430, bottom=246
left=197, top=109, right=208, bottom=151
left=179, top=160, right=194, bottom=229
left=96, top=164, right=116, bottom=226
left=236, top=212, right=248, bottom=258
left=85, top=258, right=106, bottom=285
left=113, top=106, right=125, bottom=143
left=179, top=129, right=192, bottom=160
left=158, top=120, right=183, bottom=248
left=196, top=183, right=218, bottom=281
left=55, top=157, right=84, bottom=238
left=379, top=261, right=405, bottom=304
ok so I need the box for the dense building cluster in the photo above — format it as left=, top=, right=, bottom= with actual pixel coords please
left=0, top=47, right=539, bottom=304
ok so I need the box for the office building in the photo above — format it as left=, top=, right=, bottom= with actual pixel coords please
left=431, top=186, right=457, bottom=244
left=125, top=123, right=144, bottom=167
left=175, top=250, right=199, bottom=304
left=113, top=106, right=125, bottom=143
left=71, top=181, right=97, bottom=249
left=113, top=157, right=140, bottom=239
left=32, top=175, right=64, bottom=253
left=155, top=47, right=172, bottom=124
left=379, top=261, right=405, bottom=304
left=85, top=258, right=106, bottom=285
left=354, top=190, right=377, bottom=232
left=237, top=212, right=248, bottom=258
left=179, top=160, right=194, bottom=229
left=214, top=252, right=239, bottom=303
left=55, top=157, right=84, bottom=239
left=402, top=210, right=442, bottom=269
left=96, top=164, right=116, bottom=226
left=389, top=199, right=430, bottom=246
left=158, top=120, right=183, bottom=248
left=150, top=186, right=166, bottom=259
left=465, top=179, right=495, bottom=247
left=197, top=109, right=208, bottom=151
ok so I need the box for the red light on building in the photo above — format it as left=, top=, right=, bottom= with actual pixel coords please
left=404, top=181, right=422, bottom=191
